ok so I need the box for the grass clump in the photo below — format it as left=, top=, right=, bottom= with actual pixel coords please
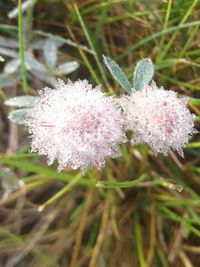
left=0, top=1, right=199, bottom=266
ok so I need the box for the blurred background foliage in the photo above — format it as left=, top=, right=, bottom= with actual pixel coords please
left=0, top=0, right=200, bottom=266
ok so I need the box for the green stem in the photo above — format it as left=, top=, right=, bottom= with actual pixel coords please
left=18, top=0, right=28, bottom=94
left=96, top=173, right=148, bottom=188
left=74, top=4, right=111, bottom=91
left=38, top=173, right=82, bottom=210
left=134, top=212, right=146, bottom=267
left=25, top=0, right=37, bottom=48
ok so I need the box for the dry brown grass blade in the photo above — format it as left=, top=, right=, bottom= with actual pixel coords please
left=88, top=199, right=110, bottom=267
left=69, top=188, right=94, bottom=267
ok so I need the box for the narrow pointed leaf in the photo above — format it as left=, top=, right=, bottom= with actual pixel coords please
left=103, top=55, right=132, bottom=93
left=5, top=96, right=38, bottom=107
left=30, top=70, right=57, bottom=86
left=43, top=39, right=57, bottom=68
left=58, top=61, right=80, bottom=75
left=0, top=36, right=19, bottom=48
left=0, top=47, right=19, bottom=58
left=0, top=73, right=19, bottom=88
left=4, top=58, right=20, bottom=73
left=133, top=58, right=154, bottom=90
left=8, top=108, right=29, bottom=124
left=31, top=38, right=64, bottom=50
left=8, top=0, right=37, bottom=19
left=25, top=53, right=48, bottom=73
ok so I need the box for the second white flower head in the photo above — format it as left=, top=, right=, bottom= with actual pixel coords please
left=121, top=82, right=196, bottom=156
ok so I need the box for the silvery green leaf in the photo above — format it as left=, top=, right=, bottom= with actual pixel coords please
left=30, top=39, right=46, bottom=50
left=25, top=53, right=48, bottom=73
left=5, top=96, right=38, bottom=107
left=58, top=61, right=80, bottom=75
left=8, top=108, right=29, bottom=124
left=8, top=0, right=37, bottom=19
left=31, top=38, right=64, bottom=50
left=30, top=70, right=57, bottom=86
left=0, top=37, right=19, bottom=48
left=0, top=47, right=18, bottom=58
left=4, top=58, right=20, bottom=73
left=0, top=73, right=19, bottom=88
left=0, top=168, right=24, bottom=192
left=103, top=55, right=132, bottom=94
left=133, top=58, right=154, bottom=91
left=43, top=39, right=57, bottom=68
left=31, top=34, right=94, bottom=54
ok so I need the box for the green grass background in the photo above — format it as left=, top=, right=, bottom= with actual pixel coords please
left=0, top=0, right=200, bottom=266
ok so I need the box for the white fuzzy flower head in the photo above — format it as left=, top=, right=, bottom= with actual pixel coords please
left=25, top=79, right=126, bottom=172
left=121, top=82, right=196, bottom=156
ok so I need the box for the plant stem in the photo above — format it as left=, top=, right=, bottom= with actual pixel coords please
left=96, top=173, right=148, bottom=188
left=18, top=0, right=28, bottom=94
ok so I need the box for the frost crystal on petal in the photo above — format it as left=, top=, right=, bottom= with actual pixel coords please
left=121, top=82, right=196, bottom=156
left=25, top=79, right=126, bottom=172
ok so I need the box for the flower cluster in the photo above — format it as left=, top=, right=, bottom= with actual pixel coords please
left=25, top=79, right=127, bottom=172
left=121, top=82, right=196, bottom=157
left=25, top=78, right=196, bottom=172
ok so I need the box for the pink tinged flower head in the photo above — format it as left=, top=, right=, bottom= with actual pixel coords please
left=25, top=79, right=126, bottom=172
left=121, top=82, right=196, bottom=157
